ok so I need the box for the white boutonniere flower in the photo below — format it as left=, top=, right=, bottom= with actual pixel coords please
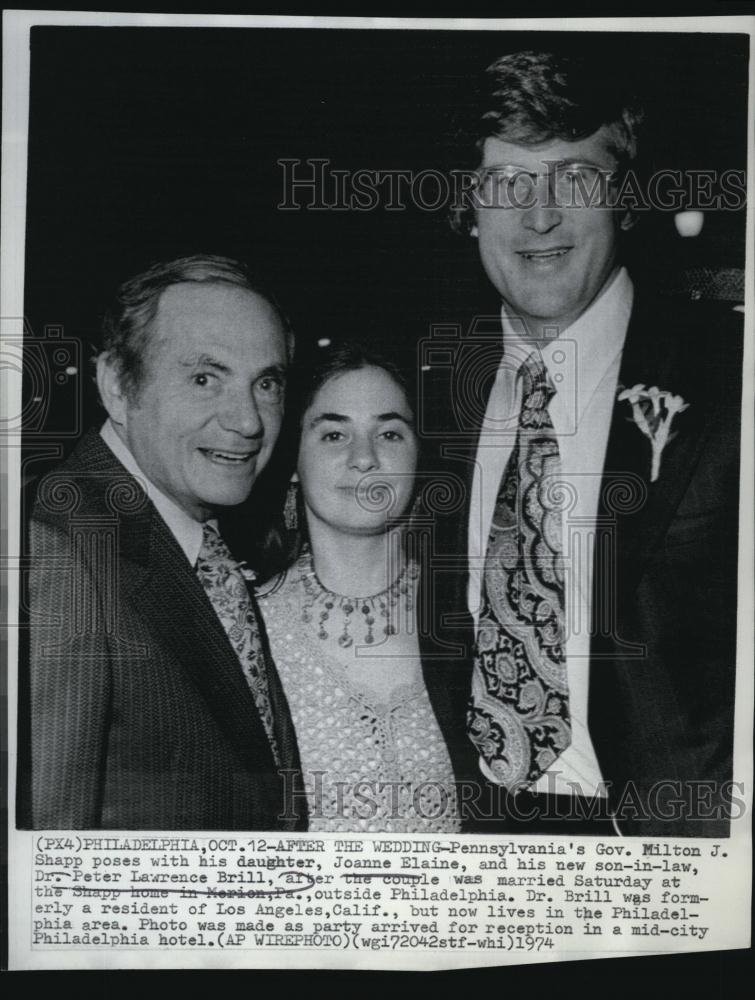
left=617, top=384, right=689, bottom=483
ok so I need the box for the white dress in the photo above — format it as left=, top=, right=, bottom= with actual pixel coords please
left=258, top=560, right=461, bottom=834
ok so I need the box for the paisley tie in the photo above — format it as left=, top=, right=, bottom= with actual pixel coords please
left=468, top=352, right=570, bottom=790
left=196, top=522, right=281, bottom=766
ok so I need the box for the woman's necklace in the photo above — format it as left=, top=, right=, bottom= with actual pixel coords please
left=298, top=548, right=420, bottom=648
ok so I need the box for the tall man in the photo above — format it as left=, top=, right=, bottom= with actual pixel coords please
left=431, top=51, right=742, bottom=836
left=21, top=254, right=304, bottom=830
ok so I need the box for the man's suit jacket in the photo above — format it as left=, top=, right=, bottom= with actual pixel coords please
left=421, top=290, right=743, bottom=837
left=416, top=533, right=503, bottom=833
left=18, top=429, right=306, bottom=830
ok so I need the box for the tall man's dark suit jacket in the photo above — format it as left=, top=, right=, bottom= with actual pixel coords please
left=18, top=430, right=306, bottom=830
left=420, top=291, right=743, bottom=837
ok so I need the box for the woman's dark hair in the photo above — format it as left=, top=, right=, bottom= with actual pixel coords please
left=292, top=340, right=414, bottom=428
left=250, top=339, right=421, bottom=583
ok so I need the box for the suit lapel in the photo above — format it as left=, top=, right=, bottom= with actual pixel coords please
left=421, top=321, right=502, bottom=664
left=420, top=323, right=503, bottom=785
left=75, top=431, right=279, bottom=773
left=443, top=322, right=505, bottom=578
left=127, top=512, right=279, bottom=772
left=599, top=292, right=713, bottom=585
left=249, top=577, right=304, bottom=779
left=588, top=294, right=734, bottom=814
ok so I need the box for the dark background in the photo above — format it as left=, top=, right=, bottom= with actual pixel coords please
left=10, top=17, right=752, bottom=987
left=21, top=26, right=749, bottom=474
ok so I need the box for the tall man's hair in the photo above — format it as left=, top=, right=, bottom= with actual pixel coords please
left=98, top=253, right=293, bottom=399
left=451, top=49, right=645, bottom=234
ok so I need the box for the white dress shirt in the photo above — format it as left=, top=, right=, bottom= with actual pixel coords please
left=468, top=267, right=634, bottom=797
left=100, top=419, right=205, bottom=565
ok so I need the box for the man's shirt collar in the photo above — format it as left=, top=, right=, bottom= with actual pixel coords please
left=100, top=419, right=204, bottom=565
left=500, top=266, right=634, bottom=423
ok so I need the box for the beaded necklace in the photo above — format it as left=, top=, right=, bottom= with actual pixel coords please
left=298, top=549, right=420, bottom=648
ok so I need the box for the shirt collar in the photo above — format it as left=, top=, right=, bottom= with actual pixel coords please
left=500, top=266, right=634, bottom=420
left=100, top=419, right=205, bottom=565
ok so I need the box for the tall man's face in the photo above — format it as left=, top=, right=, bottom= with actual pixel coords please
left=101, top=282, right=288, bottom=521
left=474, top=126, right=626, bottom=336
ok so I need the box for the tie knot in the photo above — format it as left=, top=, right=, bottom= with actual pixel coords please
left=518, top=354, right=556, bottom=431
left=520, top=353, right=555, bottom=408
left=198, top=521, right=232, bottom=565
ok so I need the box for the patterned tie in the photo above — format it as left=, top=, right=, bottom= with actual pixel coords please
left=468, top=352, right=570, bottom=791
left=196, top=522, right=281, bottom=766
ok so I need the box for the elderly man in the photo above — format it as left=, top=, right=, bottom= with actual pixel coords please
left=425, top=50, right=742, bottom=836
left=22, top=254, right=305, bottom=830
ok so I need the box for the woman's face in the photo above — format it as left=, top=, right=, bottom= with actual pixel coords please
left=297, top=365, right=419, bottom=537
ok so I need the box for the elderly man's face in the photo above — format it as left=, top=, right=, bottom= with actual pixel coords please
left=116, top=282, right=288, bottom=521
left=474, top=126, right=625, bottom=335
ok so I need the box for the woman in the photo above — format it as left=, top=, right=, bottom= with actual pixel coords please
left=257, top=343, right=465, bottom=833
